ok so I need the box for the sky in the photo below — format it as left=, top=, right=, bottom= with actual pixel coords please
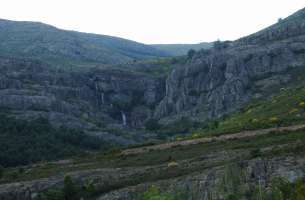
left=1, top=0, right=305, bottom=44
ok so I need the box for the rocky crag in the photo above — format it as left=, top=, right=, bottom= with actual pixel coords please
left=154, top=7, right=305, bottom=123
left=0, top=56, right=165, bottom=145
left=1, top=8, right=305, bottom=144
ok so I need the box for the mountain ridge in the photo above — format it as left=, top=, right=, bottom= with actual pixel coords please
left=0, top=18, right=169, bottom=66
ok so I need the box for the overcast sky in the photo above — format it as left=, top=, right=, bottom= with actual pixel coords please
left=1, top=0, right=305, bottom=44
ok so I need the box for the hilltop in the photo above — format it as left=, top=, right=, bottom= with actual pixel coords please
left=0, top=19, right=169, bottom=66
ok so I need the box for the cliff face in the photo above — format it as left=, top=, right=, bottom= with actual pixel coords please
left=1, top=9, right=305, bottom=141
left=154, top=8, right=305, bottom=123
left=0, top=57, right=165, bottom=144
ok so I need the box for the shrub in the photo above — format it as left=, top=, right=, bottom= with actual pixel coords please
left=63, top=175, right=78, bottom=200
left=0, top=165, right=3, bottom=179
left=167, top=161, right=179, bottom=168
left=299, top=102, right=305, bottom=109
left=295, top=179, right=305, bottom=200
left=250, top=148, right=262, bottom=158
left=36, top=189, right=64, bottom=200
left=187, top=49, right=196, bottom=59
left=145, top=119, right=161, bottom=131
left=290, top=108, right=299, bottom=114
left=269, top=117, right=280, bottom=126
left=139, top=185, right=175, bottom=200
left=82, top=179, right=96, bottom=198
left=0, top=114, right=105, bottom=167
left=251, top=118, right=259, bottom=123
left=213, top=40, right=231, bottom=50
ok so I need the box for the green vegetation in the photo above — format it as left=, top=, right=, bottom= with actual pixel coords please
left=63, top=175, right=79, bottom=200
left=145, top=117, right=200, bottom=139
left=137, top=176, right=305, bottom=200
left=187, top=49, right=196, bottom=59
left=123, top=57, right=184, bottom=77
left=0, top=165, right=3, bottom=180
left=139, top=186, right=184, bottom=200
left=0, top=19, right=168, bottom=68
left=216, top=163, right=305, bottom=200
left=189, top=86, right=305, bottom=138
left=152, top=43, right=212, bottom=56
left=35, top=175, right=94, bottom=200
left=2, top=126, right=305, bottom=185
left=0, top=114, right=106, bottom=167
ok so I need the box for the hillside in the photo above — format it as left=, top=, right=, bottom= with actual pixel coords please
left=0, top=19, right=169, bottom=66
left=152, top=42, right=212, bottom=56
left=1, top=6, right=305, bottom=200
left=154, top=7, right=305, bottom=125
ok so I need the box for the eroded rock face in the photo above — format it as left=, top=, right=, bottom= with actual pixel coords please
left=0, top=57, right=165, bottom=144
left=154, top=28, right=305, bottom=123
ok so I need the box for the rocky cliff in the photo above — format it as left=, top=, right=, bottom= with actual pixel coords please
left=2, top=7, right=305, bottom=141
left=154, top=7, right=305, bottom=124
left=0, top=56, right=165, bottom=145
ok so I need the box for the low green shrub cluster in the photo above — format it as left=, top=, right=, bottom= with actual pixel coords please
left=139, top=185, right=185, bottom=200
left=36, top=175, right=97, bottom=200
left=0, top=114, right=106, bottom=167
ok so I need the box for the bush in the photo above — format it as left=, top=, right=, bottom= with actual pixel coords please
left=213, top=40, right=231, bottom=50
left=139, top=185, right=175, bottom=200
left=63, top=175, right=78, bottom=200
left=250, top=148, right=262, bottom=158
left=187, top=49, right=196, bottom=59
left=145, top=119, right=161, bottom=131
left=36, top=189, right=64, bottom=200
left=82, top=179, right=96, bottom=198
left=0, top=165, right=3, bottom=179
left=167, top=161, right=179, bottom=168
left=0, top=115, right=105, bottom=167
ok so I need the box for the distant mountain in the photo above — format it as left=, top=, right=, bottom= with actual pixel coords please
left=151, top=42, right=212, bottom=56
left=0, top=19, right=169, bottom=66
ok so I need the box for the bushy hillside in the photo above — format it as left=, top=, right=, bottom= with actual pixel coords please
left=0, top=19, right=169, bottom=66
left=0, top=113, right=106, bottom=167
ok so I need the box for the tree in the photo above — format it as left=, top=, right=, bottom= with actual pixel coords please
left=0, top=165, right=3, bottom=179
left=187, top=49, right=196, bottom=59
left=213, top=40, right=231, bottom=50
left=145, top=119, right=161, bottom=131
left=278, top=18, right=283, bottom=23
left=63, top=175, right=78, bottom=200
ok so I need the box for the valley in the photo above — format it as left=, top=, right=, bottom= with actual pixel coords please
left=0, top=5, right=305, bottom=200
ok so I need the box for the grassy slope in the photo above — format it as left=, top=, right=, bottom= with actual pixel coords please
left=190, top=72, right=305, bottom=138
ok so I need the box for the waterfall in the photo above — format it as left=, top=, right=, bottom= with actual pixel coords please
left=101, top=92, right=105, bottom=104
left=121, top=111, right=127, bottom=126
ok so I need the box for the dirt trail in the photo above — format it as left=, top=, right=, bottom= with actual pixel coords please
left=122, top=124, right=305, bottom=156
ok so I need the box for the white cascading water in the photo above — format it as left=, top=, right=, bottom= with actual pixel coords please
left=121, top=111, right=127, bottom=126
left=101, top=92, right=105, bottom=104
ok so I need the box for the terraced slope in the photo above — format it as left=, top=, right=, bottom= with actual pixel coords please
left=0, top=123, right=305, bottom=199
